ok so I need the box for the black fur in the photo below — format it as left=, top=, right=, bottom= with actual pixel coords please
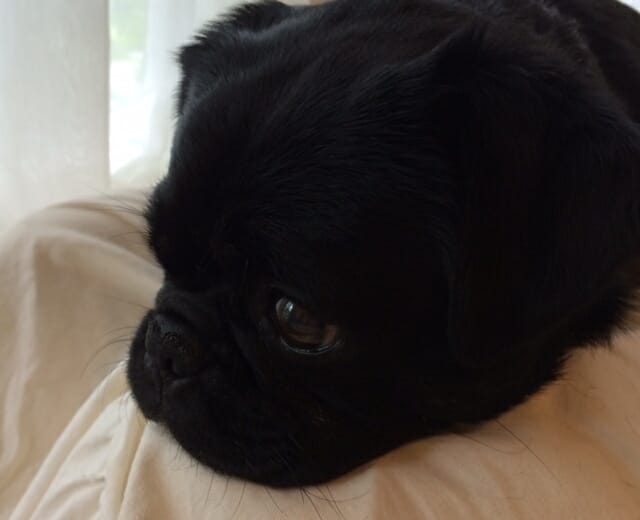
left=127, top=0, right=640, bottom=487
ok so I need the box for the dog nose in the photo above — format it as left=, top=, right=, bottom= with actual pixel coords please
left=145, top=313, right=205, bottom=378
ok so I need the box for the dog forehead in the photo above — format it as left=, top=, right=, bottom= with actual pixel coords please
left=164, top=104, right=370, bottom=235
left=155, top=3, right=466, bottom=250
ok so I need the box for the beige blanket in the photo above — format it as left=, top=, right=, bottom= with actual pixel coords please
left=1, top=191, right=639, bottom=519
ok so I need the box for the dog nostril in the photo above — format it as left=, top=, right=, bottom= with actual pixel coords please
left=146, top=313, right=205, bottom=378
left=158, top=334, right=178, bottom=373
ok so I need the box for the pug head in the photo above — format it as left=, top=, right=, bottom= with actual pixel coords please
left=127, top=0, right=640, bottom=487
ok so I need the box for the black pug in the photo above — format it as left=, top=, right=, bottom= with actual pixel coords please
left=127, top=0, right=640, bottom=487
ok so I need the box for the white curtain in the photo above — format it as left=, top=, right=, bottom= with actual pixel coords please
left=0, top=0, right=109, bottom=231
left=0, top=0, right=637, bottom=233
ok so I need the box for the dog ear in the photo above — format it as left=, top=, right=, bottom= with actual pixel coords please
left=424, top=23, right=640, bottom=368
left=176, top=0, right=294, bottom=114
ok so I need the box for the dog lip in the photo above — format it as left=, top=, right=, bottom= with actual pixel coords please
left=163, top=377, right=193, bottom=396
left=144, top=360, right=190, bottom=399
left=136, top=362, right=194, bottom=421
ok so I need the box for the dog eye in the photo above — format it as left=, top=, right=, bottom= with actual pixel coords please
left=273, top=297, right=340, bottom=353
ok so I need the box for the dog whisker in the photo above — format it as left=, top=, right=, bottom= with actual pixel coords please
left=81, top=336, right=134, bottom=377
left=230, top=481, right=246, bottom=520
left=216, top=475, right=230, bottom=507
left=495, top=419, right=563, bottom=487
left=264, top=487, right=285, bottom=516
left=301, top=487, right=324, bottom=520
left=100, top=293, right=152, bottom=312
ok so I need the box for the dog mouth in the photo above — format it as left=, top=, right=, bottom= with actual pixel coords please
left=141, top=349, right=194, bottom=406
left=127, top=312, right=194, bottom=424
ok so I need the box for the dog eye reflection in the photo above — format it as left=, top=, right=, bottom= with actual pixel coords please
left=274, top=297, right=340, bottom=353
